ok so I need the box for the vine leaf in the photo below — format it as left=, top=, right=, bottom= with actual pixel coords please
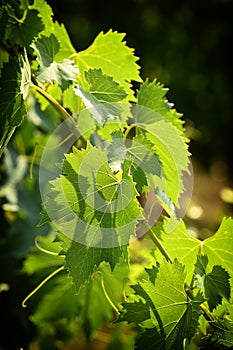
left=195, top=254, right=231, bottom=311
left=152, top=220, right=200, bottom=283
left=32, top=0, right=54, bottom=36
left=119, top=259, right=203, bottom=350
left=73, top=85, right=126, bottom=125
left=0, top=58, right=27, bottom=158
left=20, top=49, right=31, bottom=99
left=107, top=132, right=161, bottom=190
left=41, top=145, right=142, bottom=292
left=32, top=34, right=60, bottom=69
left=0, top=4, right=44, bottom=47
left=136, top=80, right=190, bottom=203
left=207, top=317, right=233, bottom=348
left=32, top=34, right=79, bottom=90
left=85, top=68, right=127, bottom=102
left=75, top=30, right=142, bottom=100
left=204, top=265, right=231, bottom=311
left=203, top=217, right=233, bottom=288
left=64, top=239, right=122, bottom=294
left=32, top=0, right=76, bottom=60
left=137, top=79, right=184, bottom=133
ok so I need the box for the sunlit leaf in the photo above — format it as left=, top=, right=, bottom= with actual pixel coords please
left=119, top=259, right=203, bottom=350
left=75, top=30, right=142, bottom=100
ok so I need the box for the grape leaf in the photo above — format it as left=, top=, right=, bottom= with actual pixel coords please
left=45, top=144, right=142, bottom=246
left=107, top=132, right=161, bottom=190
left=32, top=0, right=76, bottom=59
left=30, top=274, right=80, bottom=325
left=64, top=239, right=122, bottom=294
left=138, top=79, right=184, bottom=134
left=3, top=4, right=44, bottom=46
left=85, top=68, right=127, bottom=102
left=195, top=254, right=231, bottom=311
left=204, top=265, right=231, bottom=311
left=73, top=85, right=126, bottom=125
left=32, top=0, right=54, bottom=36
left=32, top=34, right=60, bottom=69
left=119, top=259, right=203, bottom=350
left=75, top=30, right=142, bottom=100
left=203, top=218, right=233, bottom=288
left=32, top=34, right=79, bottom=90
left=152, top=220, right=200, bottom=283
left=0, top=5, right=8, bottom=41
left=207, top=318, right=233, bottom=348
left=53, top=22, right=76, bottom=61
left=194, top=254, right=208, bottom=289
left=41, top=145, right=142, bottom=291
left=0, top=45, right=9, bottom=71
left=0, top=58, right=27, bottom=158
left=38, top=59, right=79, bottom=90
left=20, top=49, right=31, bottom=99
left=136, top=81, right=190, bottom=203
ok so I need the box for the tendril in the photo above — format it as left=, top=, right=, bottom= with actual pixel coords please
left=93, top=271, right=120, bottom=315
left=22, top=266, right=65, bottom=308
left=35, top=236, right=63, bottom=256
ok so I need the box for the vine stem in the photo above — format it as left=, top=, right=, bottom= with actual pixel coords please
left=22, top=266, right=64, bottom=308
left=30, top=83, right=87, bottom=147
left=31, top=83, right=72, bottom=120
left=200, top=304, right=215, bottom=322
left=147, top=228, right=173, bottom=263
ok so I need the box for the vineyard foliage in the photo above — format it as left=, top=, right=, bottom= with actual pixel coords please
left=0, top=1, right=233, bottom=349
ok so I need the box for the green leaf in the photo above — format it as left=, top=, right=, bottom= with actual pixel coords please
left=30, top=274, right=80, bottom=325
left=32, top=0, right=54, bottom=36
left=75, top=30, right=142, bottom=100
left=32, top=34, right=79, bottom=90
left=207, top=318, right=233, bottom=348
left=5, top=6, right=44, bottom=46
left=152, top=220, right=200, bottom=283
left=0, top=45, right=9, bottom=71
left=194, top=254, right=208, bottom=289
left=119, top=259, right=203, bottom=350
left=42, top=145, right=143, bottom=291
left=0, top=58, right=27, bottom=158
left=73, top=85, right=127, bottom=125
left=137, top=78, right=184, bottom=134
left=32, top=0, right=75, bottom=59
left=32, top=34, right=60, bottom=69
left=0, top=5, right=8, bottom=42
left=43, top=145, right=142, bottom=246
left=195, top=254, right=231, bottom=311
left=107, top=132, right=161, bottom=189
left=38, top=58, right=79, bottom=90
left=203, top=218, right=233, bottom=288
left=85, top=68, right=127, bottom=102
left=204, top=265, right=231, bottom=311
left=64, top=239, right=122, bottom=294
left=20, top=49, right=31, bottom=99
left=136, top=81, right=189, bottom=203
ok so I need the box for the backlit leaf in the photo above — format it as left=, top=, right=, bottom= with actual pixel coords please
left=119, top=259, right=203, bottom=350
left=85, top=68, right=127, bottom=102
left=75, top=30, right=142, bottom=100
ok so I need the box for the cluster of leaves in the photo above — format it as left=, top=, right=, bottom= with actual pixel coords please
left=0, top=1, right=233, bottom=349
